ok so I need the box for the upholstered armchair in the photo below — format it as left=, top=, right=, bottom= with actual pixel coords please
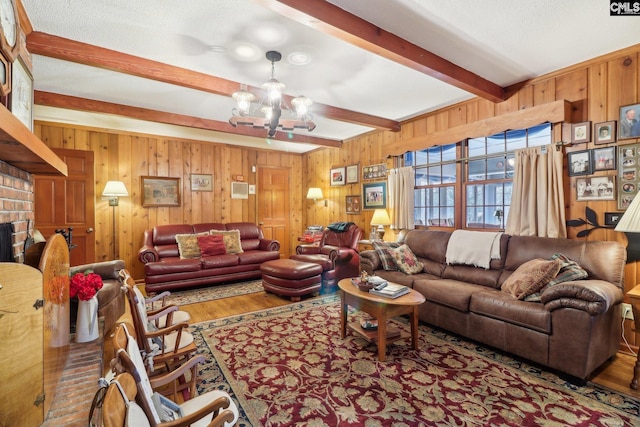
left=291, top=223, right=362, bottom=293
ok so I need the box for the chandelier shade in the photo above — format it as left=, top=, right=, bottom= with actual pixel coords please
left=229, top=50, right=316, bottom=138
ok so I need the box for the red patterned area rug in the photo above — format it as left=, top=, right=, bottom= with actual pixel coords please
left=159, top=279, right=264, bottom=306
left=189, top=296, right=640, bottom=427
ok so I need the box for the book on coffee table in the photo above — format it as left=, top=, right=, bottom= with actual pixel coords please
left=369, top=283, right=409, bottom=298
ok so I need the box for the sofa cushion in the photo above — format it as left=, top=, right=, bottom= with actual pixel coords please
left=175, top=233, right=208, bottom=259
left=201, top=254, right=239, bottom=269
left=145, top=258, right=202, bottom=275
left=392, top=244, right=424, bottom=274
left=470, top=290, right=552, bottom=334
left=373, top=241, right=399, bottom=270
left=237, top=250, right=280, bottom=265
left=210, top=229, right=243, bottom=254
left=525, top=253, right=589, bottom=302
left=501, top=258, right=562, bottom=300
left=197, top=234, right=227, bottom=256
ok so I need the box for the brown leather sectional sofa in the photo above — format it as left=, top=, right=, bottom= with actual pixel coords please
left=138, top=222, right=280, bottom=293
left=360, top=229, right=626, bottom=380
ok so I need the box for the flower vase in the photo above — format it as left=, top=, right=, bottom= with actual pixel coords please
left=76, top=295, right=99, bottom=342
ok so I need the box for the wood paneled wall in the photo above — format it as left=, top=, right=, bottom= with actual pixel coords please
left=35, top=123, right=304, bottom=280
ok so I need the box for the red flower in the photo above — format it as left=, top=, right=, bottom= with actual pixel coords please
left=70, top=271, right=103, bottom=301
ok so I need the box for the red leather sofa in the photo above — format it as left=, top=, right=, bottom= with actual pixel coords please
left=138, top=222, right=280, bottom=293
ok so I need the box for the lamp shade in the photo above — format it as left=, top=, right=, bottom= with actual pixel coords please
left=102, top=181, right=129, bottom=197
left=616, top=192, right=640, bottom=232
left=370, top=209, right=392, bottom=226
left=306, top=187, right=323, bottom=200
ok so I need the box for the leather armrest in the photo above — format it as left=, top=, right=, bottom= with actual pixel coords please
left=138, top=245, right=159, bottom=264
left=296, top=245, right=321, bottom=255
left=259, top=238, right=281, bottom=252
left=70, top=260, right=125, bottom=280
left=541, top=279, right=624, bottom=315
left=330, top=248, right=356, bottom=263
left=359, top=250, right=381, bottom=274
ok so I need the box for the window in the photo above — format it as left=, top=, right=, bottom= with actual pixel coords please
left=405, top=123, right=551, bottom=229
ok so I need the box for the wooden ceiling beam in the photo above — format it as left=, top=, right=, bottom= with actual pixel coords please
left=27, top=32, right=400, bottom=132
left=34, top=91, right=343, bottom=148
left=259, top=0, right=506, bottom=103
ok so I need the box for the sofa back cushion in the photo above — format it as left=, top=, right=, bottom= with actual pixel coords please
left=226, top=222, right=263, bottom=251
left=442, top=234, right=509, bottom=288
left=153, top=224, right=194, bottom=245
left=193, top=223, right=225, bottom=234
left=404, top=230, right=450, bottom=276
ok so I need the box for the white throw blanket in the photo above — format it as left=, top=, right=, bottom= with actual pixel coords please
left=445, top=230, right=503, bottom=269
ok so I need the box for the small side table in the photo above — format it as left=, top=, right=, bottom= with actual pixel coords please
left=628, top=285, right=640, bottom=390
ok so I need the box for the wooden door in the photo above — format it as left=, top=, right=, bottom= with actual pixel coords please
left=0, top=263, right=44, bottom=426
left=34, top=148, right=95, bottom=266
left=258, top=167, right=290, bottom=257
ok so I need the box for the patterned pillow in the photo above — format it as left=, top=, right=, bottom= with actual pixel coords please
left=372, top=241, right=400, bottom=270
left=197, top=234, right=227, bottom=256
left=391, top=244, right=424, bottom=274
left=524, top=253, right=589, bottom=302
left=501, top=258, right=562, bottom=300
left=210, top=229, right=243, bottom=254
left=175, top=233, right=207, bottom=259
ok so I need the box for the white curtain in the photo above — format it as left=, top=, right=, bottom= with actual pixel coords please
left=388, top=166, right=415, bottom=230
left=505, top=144, right=566, bottom=238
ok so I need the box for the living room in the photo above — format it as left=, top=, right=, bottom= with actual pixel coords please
left=2, top=1, right=640, bottom=425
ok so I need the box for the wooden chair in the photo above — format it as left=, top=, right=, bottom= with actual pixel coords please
left=122, top=278, right=197, bottom=374
left=119, top=269, right=191, bottom=328
left=108, top=325, right=238, bottom=427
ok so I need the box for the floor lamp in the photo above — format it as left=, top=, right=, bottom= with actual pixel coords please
left=102, top=181, right=129, bottom=260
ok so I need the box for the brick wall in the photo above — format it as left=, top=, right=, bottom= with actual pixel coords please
left=0, top=160, right=34, bottom=263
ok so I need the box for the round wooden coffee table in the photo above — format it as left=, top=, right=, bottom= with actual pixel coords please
left=338, top=278, right=426, bottom=362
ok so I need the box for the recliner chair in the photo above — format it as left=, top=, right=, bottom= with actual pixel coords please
left=291, top=223, right=362, bottom=293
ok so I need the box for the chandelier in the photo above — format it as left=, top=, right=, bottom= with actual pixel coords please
left=229, top=51, right=316, bottom=138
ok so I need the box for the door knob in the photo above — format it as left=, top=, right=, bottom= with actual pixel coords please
left=87, top=228, right=94, bottom=233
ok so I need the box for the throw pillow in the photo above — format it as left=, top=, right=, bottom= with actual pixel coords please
left=391, top=244, right=424, bottom=274
left=209, top=229, right=243, bottom=254
left=501, top=258, right=562, bottom=300
left=175, top=233, right=207, bottom=259
left=373, top=241, right=400, bottom=270
left=524, top=253, right=589, bottom=302
left=197, top=234, right=227, bottom=257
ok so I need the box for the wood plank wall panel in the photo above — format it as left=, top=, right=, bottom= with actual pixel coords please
left=35, top=123, right=304, bottom=280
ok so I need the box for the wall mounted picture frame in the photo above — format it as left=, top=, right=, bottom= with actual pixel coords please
left=618, top=143, right=640, bottom=210
left=576, top=176, right=615, bottom=202
left=345, top=195, right=361, bottom=214
left=594, top=121, right=616, bottom=145
left=604, top=212, right=622, bottom=226
left=141, top=176, right=181, bottom=207
left=619, top=103, right=640, bottom=140
left=362, top=181, right=387, bottom=209
left=330, top=166, right=345, bottom=186
left=568, top=150, right=592, bottom=176
left=231, top=181, right=249, bottom=199
left=9, top=55, right=32, bottom=131
left=346, top=164, right=359, bottom=184
left=592, top=146, right=616, bottom=172
left=190, top=174, right=212, bottom=191
left=571, top=121, right=591, bottom=144
left=362, top=163, right=387, bottom=180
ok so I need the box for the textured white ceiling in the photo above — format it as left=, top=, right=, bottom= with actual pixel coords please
left=22, top=0, right=640, bottom=152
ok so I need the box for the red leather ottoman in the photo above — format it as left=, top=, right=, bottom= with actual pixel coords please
left=261, top=259, right=323, bottom=302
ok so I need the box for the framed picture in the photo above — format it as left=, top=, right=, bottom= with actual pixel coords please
left=571, top=121, right=591, bottom=144
left=618, top=143, right=640, bottom=209
left=190, top=174, right=212, bottom=191
left=346, top=164, right=359, bottom=184
left=594, top=121, right=616, bottom=145
left=604, top=212, right=622, bottom=226
left=9, top=55, right=32, bottom=131
left=141, top=176, right=181, bottom=207
left=330, top=167, right=345, bottom=186
left=362, top=163, right=387, bottom=180
left=568, top=150, right=592, bottom=176
left=345, top=195, right=361, bottom=214
left=619, top=103, right=640, bottom=140
left=576, top=176, right=615, bottom=201
left=362, top=181, right=387, bottom=209
left=592, top=147, right=616, bottom=171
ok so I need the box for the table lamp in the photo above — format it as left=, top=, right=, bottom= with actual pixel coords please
left=370, top=209, right=391, bottom=241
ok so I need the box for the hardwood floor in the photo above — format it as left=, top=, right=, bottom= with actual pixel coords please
left=183, top=291, right=640, bottom=399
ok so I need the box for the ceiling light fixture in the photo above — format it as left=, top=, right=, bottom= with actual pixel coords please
left=229, top=51, right=316, bottom=138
